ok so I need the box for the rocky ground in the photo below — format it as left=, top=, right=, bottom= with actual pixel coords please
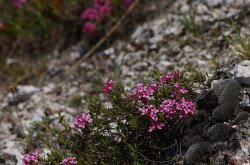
left=0, top=0, right=250, bottom=164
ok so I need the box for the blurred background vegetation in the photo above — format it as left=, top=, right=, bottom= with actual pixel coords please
left=0, top=0, right=168, bottom=89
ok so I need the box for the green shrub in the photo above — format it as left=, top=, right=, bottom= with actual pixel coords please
left=23, top=70, right=202, bottom=164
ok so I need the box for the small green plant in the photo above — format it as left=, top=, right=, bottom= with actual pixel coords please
left=68, top=95, right=83, bottom=108
left=184, top=63, right=206, bottom=83
left=22, top=70, right=201, bottom=164
left=225, top=23, right=250, bottom=59
left=180, top=1, right=203, bottom=37
left=9, top=65, right=26, bottom=81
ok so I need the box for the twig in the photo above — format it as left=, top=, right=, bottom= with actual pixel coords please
left=12, top=92, right=26, bottom=137
left=65, top=0, right=140, bottom=75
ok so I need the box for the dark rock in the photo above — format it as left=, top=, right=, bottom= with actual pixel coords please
left=162, top=143, right=178, bottom=160
left=217, top=80, right=241, bottom=105
left=211, top=79, right=241, bottom=122
left=212, top=104, right=237, bottom=122
left=196, top=109, right=211, bottom=119
left=197, top=90, right=218, bottom=111
left=239, top=90, right=250, bottom=112
left=228, top=132, right=240, bottom=151
left=198, top=79, right=241, bottom=122
left=211, top=79, right=233, bottom=97
left=8, top=85, right=41, bottom=104
left=207, top=123, right=230, bottom=142
left=0, top=153, right=18, bottom=165
left=211, top=142, right=227, bottom=153
left=233, top=112, right=249, bottom=124
left=184, top=141, right=211, bottom=165
left=228, top=60, right=250, bottom=87
left=182, top=134, right=203, bottom=148
left=239, top=104, right=250, bottom=112
left=234, top=107, right=241, bottom=116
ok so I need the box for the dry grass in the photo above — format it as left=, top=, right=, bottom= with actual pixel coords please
left=226, top=24, right=250, bottom=60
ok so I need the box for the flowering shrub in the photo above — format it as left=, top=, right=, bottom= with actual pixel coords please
left=102, top=79, right=115, bottom=93
left=60, top=157, right=78, bottom=165
left=23, top=150, right=40, bottom=165
left=0, top=0, right=147, bottom=60
left=23, top=70, right=198, bottom=164
left=74, top=112, right=93, bottom=129
left=80, top=0, right=135, bottom=33
left=15, top=0, right=27, bottom=8
left=131, top=72, right=196, bottom=132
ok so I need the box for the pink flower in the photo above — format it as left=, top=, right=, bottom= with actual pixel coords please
left=139, top=105, right=159, bottom=121
left=176, top=98, right=196, bottom=118
left=80, top=8, right=99, bottom=21
left=160, top=72, right=179, bottom=84
left=60, top=157, right=77, bottom=165
left=15, top=0, right=27, bottom=8
left=132, top=83, right=154, bottom=103
left=83, top=22, right=96, bottom=33
left=123, top=0, right=134, bottom=8
left=148, top=83, right=160, bottom=92
left=94, top=0, right=112, bottom=16
left=102, top=80, right=115, bottom=93
left=0, top=21, right=4, bottom=30
left=149, top=122, right=165, bottom=132
left=23, top=150, right=40, bottom=165
left=96, top=4, right=112, bottom=16
left=74, top=112, right=93, bottom=129
left=160, top=99, right=176, bottom=119
left=170, top=83, right=188, bottom=98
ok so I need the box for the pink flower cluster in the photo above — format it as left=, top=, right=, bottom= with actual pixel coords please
left=74, top=112, right=93, bottom=129
left=23, top=150, right=40, bottom=165
left=132, top=83, right=155, bottom=103
left=123, top=0, right=135, bottom=8
left=80, top=0, right=112, bottom=33
left=80, top=0, right=135, bottom=33
left=134, top=72, right=196, bottom=132
left=60, top=157, right=78, bottom=165
left=15, top=0, right=27, bottom=8
left=102, top=80, right=115, bottom=93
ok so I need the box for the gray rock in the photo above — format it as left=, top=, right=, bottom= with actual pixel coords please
left=149, top=44, right=158, bottom=51
left=131, top=62, right=148, bottom=71
left=69, top=51, right=81, bottom=64
left=229, top=60, right=250, bottom=86
left=0, top=153, right=17, bottom=165
left=157, top=61, right=174, bottom=71
left=217, top=80, right=241, bottom=104
left=162, top=143, right=177, bottom=160
left=228, top=132, right=241, bottom=151
left=211, top=142, right=227, bottom=153
left=8, top=85, right=41, bottom=104
left=182, top=134, right=203, bottom=148
left=233, top=112, right=249, bottom=124
left=206, top=0, right=223, bottom=7
left=197, top=90, right=218, bottom=111
left=211, top=79, right=240, bottom=98
left=211, top=79, right=241, bottom=122
left=212, top=104, right=237, bottom=122
left=179, top=4, right=190, bottom=14
left=103, top=47, right=115, bottom=55
left=184, top=141, right=211, bottom=165
left=131, top=26, right=144, bottom=40
left=207, top=123, right=230, bottom=142
left=239, top=89, right=250, bottom=112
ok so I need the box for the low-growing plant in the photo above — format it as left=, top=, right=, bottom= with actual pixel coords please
left=225, top=23, right=250, bottom=60
left=68, top=95, right=83, bottom=108
left=22, top=70, right=200, bottom=164
left=180, top=1, right=203, bottom=37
